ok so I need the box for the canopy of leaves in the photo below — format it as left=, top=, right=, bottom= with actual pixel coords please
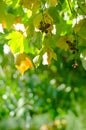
left=0, top=0, right=86, bottom=72
left=0, top=0, right=86, bottom=130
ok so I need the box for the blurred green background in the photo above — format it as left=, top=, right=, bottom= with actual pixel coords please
left=0, top=44, right=86, bottom=130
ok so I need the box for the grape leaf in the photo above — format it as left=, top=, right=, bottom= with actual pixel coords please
left=78, top=19, right=86, bottom=39
left=56, top=36, right=74, bottom=51
left=15, top=53, right=34, bottom=75
left=47, top=48, right=57, bottom=65
left=74, top=19, right=86, bottom=46
left=48, top=0, right=58, bottom=7
left=0, top=1, right=15, bottom=28
left=48, top=7, right=60, bottom=23
left=7, top=31, right=25, bottom=53
left=42, top=48, right=57, bottom=65
left=19, top=0, right=40, bottom=12
left=74, top=19, right=86, bottom=36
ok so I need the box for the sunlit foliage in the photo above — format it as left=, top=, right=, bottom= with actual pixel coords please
left=0, top=0, right=86, bottom=130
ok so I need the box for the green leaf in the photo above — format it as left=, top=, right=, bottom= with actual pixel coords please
left=24, top=35, right=40, bottom=54
left=43, top=34, right=57, bottom=49
left=0, top=33, right=6, bottom=44
left=78, top=37, right=86, bottom=46
left=78, top=1, right=86, bottom=15
left=25, top=16, right=34, bottom=36
left=48, top=7, right=60, bottom=23
left=0, top=44, right=4, bottom=54
left=47, top=48, right=57, bottom=61
left=7, top=31, right=24, bottom=53
left=31, top=32, right=42, bottom=48
left=23, top=38, right=29, bottom=53
left=56, top=18, right=72, bottom=38
left=74, top=19, right=86, bottom=47
left=78, top=19, right=86, bottom=39
left=0, top=1, right=15, bottom=28
left=74, top=19, right=86, bottom=37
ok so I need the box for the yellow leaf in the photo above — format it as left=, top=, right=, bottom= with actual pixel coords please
left=57, top=36, right=74, bottom=51
left=48, top=0, right=58, bottom=6
left=15, top=53, right=34, bottom=75
left=19, top=0, right=40, bottom=12
left=42, top=48, right=57, bottom=65
left=47, top=48, right=57, bottom=65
